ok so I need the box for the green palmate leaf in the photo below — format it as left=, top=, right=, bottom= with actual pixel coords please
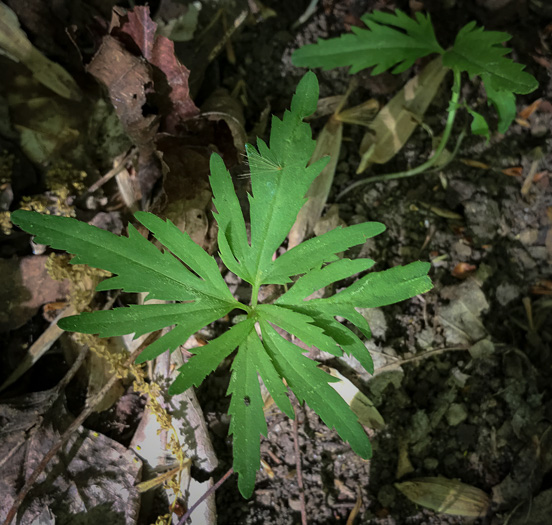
left=12, top=73, right=435, bottom=500
left=292, top=9, right=443, bottom=74
left=292, top=8, right=538, bottom=145
left=442, top=22, right=538, bottom=94
left=265, top=222, right=384, bottom=284
left=10, top=210, right=235, bottom=304
left=261, top=321, right=372, bottom=458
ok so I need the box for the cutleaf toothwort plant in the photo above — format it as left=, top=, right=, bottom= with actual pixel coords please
left=12, top=73, right=432, bottom=498
left=292, top=9, right=538, bottom=191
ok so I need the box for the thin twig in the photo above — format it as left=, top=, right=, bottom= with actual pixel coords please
left=293, top=401, right=308, bottom=525
left=177, top=467, right=234, bottom=525
left=2, top=331, right=161, bottom=525
left=86, top=148, right=138, bottom=194
left=374, top=345, right=470, bottom=374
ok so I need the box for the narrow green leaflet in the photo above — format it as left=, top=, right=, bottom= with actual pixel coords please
left=265, top=222, right=384, bottom=284
left=292, top=10, right=443, bottom=74
left=209, top=154, right=253, bottom=282
left=257, top=303, right=340, bottom=355
left=244, top=72, right=329, bottom=283
left=261, top=321, right=372, bottom=459
left=169, top=319, right=255, bottom=395
left=10, top=210, right=235, bottom=304
left=58, top=302, right=226, bottom=337
left=134, top=211, right=234, bottom=300
left=285, top=304, right=374, bottom=374
left=318, top=261, right=432, bottom=308
left=442, top=22, right=538, bottom=94
left=276, top=258, right=375, bottom=304
left=251, top=333, right=294, bottom=419
left=227, top=329, right=269, bottom=497
left=58, top=303, right=233, bottom=363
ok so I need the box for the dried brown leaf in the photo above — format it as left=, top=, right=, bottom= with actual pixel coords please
left=87, top=35, right=158, bottom=153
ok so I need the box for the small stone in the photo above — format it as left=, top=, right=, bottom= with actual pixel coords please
left=446, top=403, right=468, bottom=426
left=358, top=308, right=387, bottom=339
left=451, top=367, right=470, bottom=388
left=452, top=240, right=472, bottom=259
left=469, top=338, right=495, bottom=359
left=496, top=283, right=520, bottom=305
left=519, top=229, right=539, bottom=246
left=410, top=410, right=430, bottom=443
left=417, top=327, right=436, bottom=349
left=288, top=498, right=302, bottom=511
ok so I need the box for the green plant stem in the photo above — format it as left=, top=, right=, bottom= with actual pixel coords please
left=337, top=69, right=462, bottom=200
left=251, top=282, right=260, bottom=308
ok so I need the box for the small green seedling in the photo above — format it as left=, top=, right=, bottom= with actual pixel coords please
left=292, top=10, right=539, bottom=192
left=12, top=73, right=432, bottom=498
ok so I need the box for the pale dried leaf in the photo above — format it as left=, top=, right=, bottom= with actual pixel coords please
left=358, top=56, right=448, bottom=172
left=327, top=368, right=385, bottom=430
left=0, top=3, right=81, bottom=101
left=395, top=477, right=490, bottom=518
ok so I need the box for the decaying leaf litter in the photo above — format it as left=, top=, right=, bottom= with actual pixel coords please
left=1, top=0, right=551, bottom=524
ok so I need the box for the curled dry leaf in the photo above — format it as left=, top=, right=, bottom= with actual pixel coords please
left=111, top=5, right=199, bottom=133
left=87, top=5, right=201, bottom=200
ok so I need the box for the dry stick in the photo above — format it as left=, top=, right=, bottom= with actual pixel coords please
left=374, top=345, right=470, bottom=374
left=2, top=331, right=161, bottom=525
left=86, top=147, right=138, bottom=194
left=293, top=401, right=308, bottom=525
left=177, top=467, right=234, bottom=525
